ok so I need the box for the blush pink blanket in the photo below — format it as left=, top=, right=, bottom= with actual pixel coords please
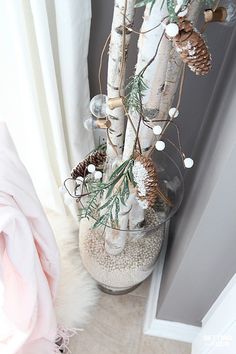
left=0, top=123, right=60, bottom=353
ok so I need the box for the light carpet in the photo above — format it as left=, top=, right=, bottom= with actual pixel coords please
left=46, top=211, right=99, bottom=331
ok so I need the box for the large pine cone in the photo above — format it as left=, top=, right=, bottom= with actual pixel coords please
left=71, top=150, right=106, bottom=179
left=133, top=155, right=159, bottom=208
left=173, top=17, right=211, bottom=75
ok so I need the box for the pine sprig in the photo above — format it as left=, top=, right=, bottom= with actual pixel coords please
left=167, top=0, right=178, bottom=22
left=80, top=179, right=105, bottom=219
left=125, top=74, right=148, bottom=114
left=81, top=159, right=136, bottom=229
left=135, top=0, right=212, bottom=23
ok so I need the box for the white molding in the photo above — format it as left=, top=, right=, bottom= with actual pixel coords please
left=144, top=251, right=236, bottom=345
left=147, top=319, right=200, bottom=343
left=202, top=273, right=236, bottom=327
left=143, top=222, right=169, bottom=334
left=192, top=273, right=236, bottom=353
left=143, top=222, right=200, bottom=343
left=143, top=30, right=236, bottom=343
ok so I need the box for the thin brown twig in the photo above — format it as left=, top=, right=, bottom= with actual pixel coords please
left=139, top=31, right=165, bottom=76
left=124, top=15, right=169, bottom=35
left=133, top=83, right=144, bottom=155
left=106, top=128, right=119, bottom=156
left=122, top=99, right=142, bottom=153
left=144, top=118, right=184, bottom=157
left=145, top=62, right=187, bottom=161
left=165, top=138, right=185, bottom=165
left=160, top=63, right=186, bottom=139
left=119, top=0, right=128, bottom=96
left=98, top=33, right=118, bottom=156
left=98, top=33, right=111, bottom=96
left=130, top=31, right=165, bottom=155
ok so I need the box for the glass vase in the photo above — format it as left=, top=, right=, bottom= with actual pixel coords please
left=78, top=151, right=184, bottom=295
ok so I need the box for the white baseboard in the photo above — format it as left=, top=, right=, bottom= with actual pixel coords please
left=143, top=222, right=200, bottom=343
left=145, top=319, right=200, bottom=344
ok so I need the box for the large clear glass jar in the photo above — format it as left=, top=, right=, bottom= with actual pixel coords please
left=78, top=151, right=184, bottom=294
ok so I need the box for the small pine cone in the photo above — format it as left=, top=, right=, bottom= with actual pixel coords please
left=132, top=155, right=159, bottom=209
left=71, top=150, right=106, bottom=179
left=173, top=17, right=211, bottom=76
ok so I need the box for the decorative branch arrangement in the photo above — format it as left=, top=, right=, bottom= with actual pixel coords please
left=64, top=0, right=229, bottom=255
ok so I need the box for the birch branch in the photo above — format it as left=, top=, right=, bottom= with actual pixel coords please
left=123, top=0, right=210, bottom=158
left=104, top=0, right=136, bottom=255
left=123, top=1, right=169, bottom=160
left=105, top=193, right=135, bottom=255
left=155, top=0, right=202, bottom=123
left=122, top=0, right=208, bottom=232
left=104, top=0, right=217, bottom=253
left=106, top=0, right=136, bottom=163
left=122, top=1, right=169, bottom=233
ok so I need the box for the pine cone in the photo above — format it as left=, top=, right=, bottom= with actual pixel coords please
left=71, top=150, right=106, bottom=179
left=133, top=155, right=159, bottom=208
left=173, top=17, right=211, bottom=75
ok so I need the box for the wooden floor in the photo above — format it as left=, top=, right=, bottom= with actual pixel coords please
left=69, top=278, right=192, bottom=354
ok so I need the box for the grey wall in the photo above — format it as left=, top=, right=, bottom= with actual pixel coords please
left=157, top=27, right=236, bottom=326
left=88, top=0, right=143, bottom=98
left=88, top=1, right=235, bottom=325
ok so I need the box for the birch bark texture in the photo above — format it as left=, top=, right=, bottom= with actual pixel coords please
left=122, top=0, right=206, bottom=160
left=106, top=0, right=136, bottom=162
left=123, top=1, right=169, bottom=161
left=104, top=0, right=215, bottom=254
left=156, top=0, right=203, bottom=123
left=121, top=1, right=170, bottom=233
left=104, top=0, right=135, bottom=256
left=121, top=0, right=205, bottom=232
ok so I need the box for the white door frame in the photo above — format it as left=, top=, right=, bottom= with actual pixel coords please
left=192, top=274, right=236, bottom=353
left=144, top=252, right=236, bottom=348
left=143, top=224, right=200, bottom=343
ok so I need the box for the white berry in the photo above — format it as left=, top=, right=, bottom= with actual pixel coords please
left=184, top=158, right=194, bottom=168
left=94, top=171, right=103, bottom=180
left=155, top=141, right=165, bottom=151
left=87, top=164, right=96, bottom=173
left=165, top=23, right=179, bottom=38
left=169, top=107, right=179, bottom=118
left=153, top=125, right=162, bottom=135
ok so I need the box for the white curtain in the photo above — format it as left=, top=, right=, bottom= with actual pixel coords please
left=0, top=0, right=93, bottom=214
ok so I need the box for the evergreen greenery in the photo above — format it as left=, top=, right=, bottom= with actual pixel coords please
left=80, top=158, right=136, bottom=229
left=135, top=0, right=215, bottom=21
left=125, top=74, right=148, bottom=114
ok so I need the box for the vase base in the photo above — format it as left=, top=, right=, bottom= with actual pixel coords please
left=98, top=283, right=141, bottom=295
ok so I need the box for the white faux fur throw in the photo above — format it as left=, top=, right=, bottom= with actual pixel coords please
left=46, top=211, right=99, bottom=332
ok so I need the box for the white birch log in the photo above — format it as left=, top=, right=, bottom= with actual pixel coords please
left=105, top=193, right=135, bottom=255
left=104, top=0, right=136, bottom=255
left=123, top=1, right=169, bottom=161
left=156, top=1, right=202, bottom=122
left=122, top=0, right=212, bottom=235
left=106, top=0, right=136, bottom=163
left=123, top=0, right=209, bottom=158
left=105, top=0, right=217, bottom=254
left=122, top=1, right=170, bottom=235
